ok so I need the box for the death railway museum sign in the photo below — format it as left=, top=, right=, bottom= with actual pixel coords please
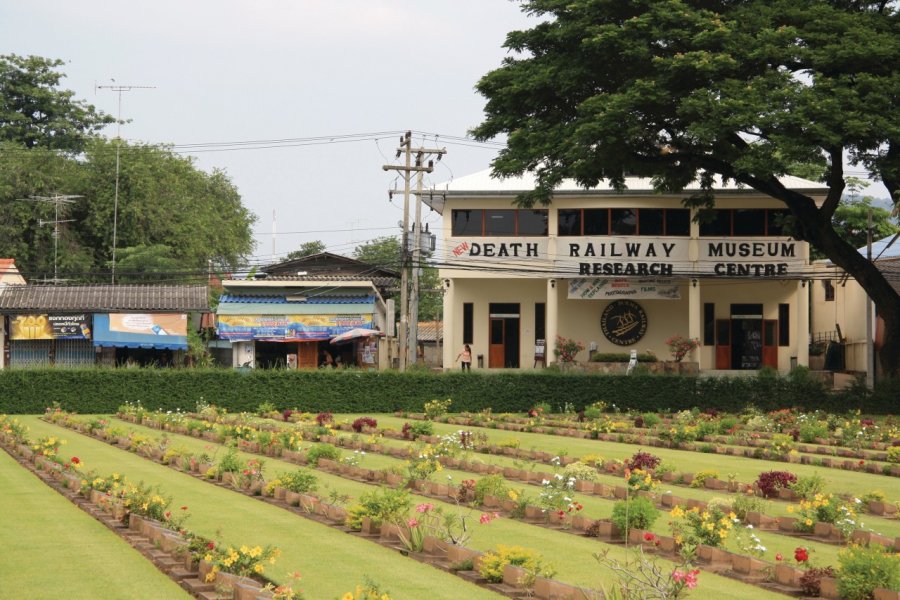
left=447, top=237, right=804, bottom=277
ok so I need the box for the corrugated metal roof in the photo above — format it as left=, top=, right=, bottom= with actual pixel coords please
left=0, top=285, right=209, bottom=311
left=261, top=274, right=398, bottom=287
left=418, top=321, right=443, bottom=342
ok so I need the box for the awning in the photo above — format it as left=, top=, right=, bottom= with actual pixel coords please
left=92, top=313, right=188, bottom=350
left=330, top=328, right=384, bottom=344
left=216, top=313, right=374, bottom=342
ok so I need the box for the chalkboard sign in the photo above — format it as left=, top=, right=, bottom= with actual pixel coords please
left=535, top=339, right=546, bottom=358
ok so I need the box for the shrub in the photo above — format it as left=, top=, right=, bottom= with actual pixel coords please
left=790, top=473, right=826, bottom=501
left=554, top=336, right=585, bottom=363
left=887, top=446, right=900, bottom=463
left=669, top=504, right=734, bottom=548
left=690, top=470, right=720, bottom=488
left=423, top=398, right=452, bottom=420
left=355, top=487, right=411, bottom=527
left=799, top=421, right=829, bottom=443
left=315, top=412, right=333, bottom=426
left=731, top=495, right=765, bottom=521
left=837, top=544, right=900, bottom=600
left=473, top=474, right=509, bottom=505
left=277, top=469, right=318, bottom=493
left=756, top=470, right=797, bottom=498
left=626, top=450, right=661, bottom=472
left=641, top=412, right=662, bottom=428
left=401, top=421, right=434, bottom=440
left=562, top=461, right=598, bottom=483
left=306, top=444, right=341, bottom=466
left=351, top=417, right=377, bottom=433
left=799, top=567, right=835, bottom=597
left=611, top=497, right=659, bottom=535
left=478, top=545, right=555, bottom=584
left=217, top=446, right=242, bottom=474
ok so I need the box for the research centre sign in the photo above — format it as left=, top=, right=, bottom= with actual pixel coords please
left=447, top=236, right=804, bottom=277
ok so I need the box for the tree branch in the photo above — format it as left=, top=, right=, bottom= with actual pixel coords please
left=819, top=147, right=846, bottom=220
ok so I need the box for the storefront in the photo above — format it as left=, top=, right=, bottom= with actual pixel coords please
left=429, top=170, right=827, bottom=372
left=215, top=278, right=390, bottom=369
left=0, top=284, right=208, bottom=368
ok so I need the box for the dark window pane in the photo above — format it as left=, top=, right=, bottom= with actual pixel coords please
left=767, top=209, right=790, bottom=236
left=558, top=209, right=581, bottom=236
left=583, top=209, right=608, bottom=235
left=716, top=319, right=730, bottom=346
left=518, top=209, right=548, bottom=235
left=611, top=208, right=637, bottom=235
left=484, top=209, right=516, bottom=236
left=666, top=209, right=691, bottom=236
left=490, top=319, right=504, bottom=344
left=639, top=209, right=664, bottom=235
left=703, top=303, right=715, bottom=346
left=451, top=210, right=482, bottom=236
left=733, top=209, right=766, bottom=236
left=535, top=303, right=546, bottom=340
left=700, top=210, right=731, bottom=236
left=824, top=280, right=835, bottom=302
left=463, top=303, right=473, bottom=344
left=778, top=304, right=789, bottom=346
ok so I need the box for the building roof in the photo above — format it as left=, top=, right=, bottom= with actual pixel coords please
left=264, top=252, right=399, bottom=279
left=859, top=234, right=900, bottom=261
left=219, top=293, right=374, bottom=305
left=417, top=321, right=443, bottom=342
left=0, top=285, right=209, bottom=312
left=260, top=274, right=399, bottom=287
left=420, top=168, right=829, bottom=213
left=0, top=259, right=26, bottom=286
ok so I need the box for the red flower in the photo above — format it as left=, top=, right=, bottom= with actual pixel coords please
left=164, top=511, right=171, bottom=519
left=206, top=541, right=215, bottom=550
left=643, top=532, right=656, bottom=542
left=180, top=506, right=188, bottom=511
left=776, top=553, right=783, bottom=561
left=794, top=547, right=809, bottom=563
left=70, top=456, right=81, bottom=464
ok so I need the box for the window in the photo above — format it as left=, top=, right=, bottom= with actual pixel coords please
left=558, top=209, right=581, bottom=236
left=535, top=303, right=546, bottom=341
left=778, top=303, right=789, bottom=346
left=451, top=209, right=548, bottom=236
left=701, top=209, right=792, bottom=236
left=451, top=210, right=482, bottom=236
left=584, top=209, right=609, bottom=235
left=823, top=280, right=835, bottom=302
left=557, top=208, right=691, bottom=236
left=518, top=210, right=549, bottom=235
left=463, top=303, right=473, bottom=344
left=703, top=303, right=715, bottom=345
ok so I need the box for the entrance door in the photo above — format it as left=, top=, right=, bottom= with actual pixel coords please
left=488, top=303, right=520, bottom=368
left=715, top=319, right=731, bottom=369
left=731, top=319, right=763, bottom=369
left=762, top=320, right=778, bottom=368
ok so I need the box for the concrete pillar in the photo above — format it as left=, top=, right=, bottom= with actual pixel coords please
left=546, top=279, right=559, bottom=365
left=442, top=278, right=455, bottom=371
left=797, top=280, right=810, bottom=367
left=688, top=278, right=701, bottom=364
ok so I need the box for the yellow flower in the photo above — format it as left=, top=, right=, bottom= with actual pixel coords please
left=342, top=593, right=354, bottom=600
left=786, top=505, right=794, bottom=513
left=508, top=490, right=518, bottom=501
left=805, top=519, right=813, bottom=526
left=670, top=506, right=685, bottom=518
left=253, top=564, right=264, bottom=574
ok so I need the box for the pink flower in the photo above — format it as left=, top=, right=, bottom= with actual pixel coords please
left=672, top=570, right=685, bottom=583
left=684, top=569, right=699, bottom=589
left=415, top=503, right=434, bottom=513
left=776, top=553, right=783, bottom=561
left=407, top=518, right=419, bottom=528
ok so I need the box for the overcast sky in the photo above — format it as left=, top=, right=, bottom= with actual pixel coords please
left=3, top=1, right=890, bottom=267
left=2, top=1, right=533, bottom=264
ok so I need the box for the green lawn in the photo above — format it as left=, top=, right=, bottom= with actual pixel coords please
left=0, top=447, right=188, bottom=600
left=25, top=415, right=788, bottom=599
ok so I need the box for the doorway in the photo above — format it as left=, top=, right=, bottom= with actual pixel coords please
left=715, top=304, right=778, bottom=370
left=488, top=303, right=520, bottom=368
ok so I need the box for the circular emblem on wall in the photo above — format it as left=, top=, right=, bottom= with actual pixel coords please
left=601, top=300, right=648, bottom=346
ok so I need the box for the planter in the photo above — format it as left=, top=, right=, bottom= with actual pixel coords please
left=697, top=544, right=730, bottom=563
left=732, top=555, right=767, bottom=575
left=502, top=564, right=529, bottom=588
left=524, top=505, right=545, bottom=521
left=361, top=517, right=381, bottom=536
left=774, top=564, right=802, bottom=587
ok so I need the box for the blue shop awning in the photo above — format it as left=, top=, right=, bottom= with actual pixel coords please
left=92, top=313, right=188, bottom=350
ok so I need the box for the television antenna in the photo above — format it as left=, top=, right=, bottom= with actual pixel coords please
left=96, top=81, right=155, bottom=284
left=16, top=194, right=82, bottom=283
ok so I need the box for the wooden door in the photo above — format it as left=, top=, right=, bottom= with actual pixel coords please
left=762, top=320, right=778, bottom=368
left=715, top=319, right=731, bottom=369
left=489, top=318, right=505, bottom=368
left=297, top=342, right=318, bottom=368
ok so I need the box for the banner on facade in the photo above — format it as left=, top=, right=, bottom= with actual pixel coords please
left=93, top=314, right=188, bottom=350
left=216, top=314, right=374, bottom=341
left=568, top=278, right=681, bottom=300
left=10, top=314, right=91, bottom=340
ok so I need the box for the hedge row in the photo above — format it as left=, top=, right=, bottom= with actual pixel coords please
left=0, top=368, right=896, bottom=415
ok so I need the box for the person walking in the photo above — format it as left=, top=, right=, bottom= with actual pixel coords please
left=456, top=344, right=472, bottom=371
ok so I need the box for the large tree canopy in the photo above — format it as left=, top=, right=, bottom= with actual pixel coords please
left=473, top=0, right=900, bottom=375
left=0, top=55, right=113, bottom=152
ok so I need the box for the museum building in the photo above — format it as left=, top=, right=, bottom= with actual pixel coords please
left=426, top=169, right=828, bottom=372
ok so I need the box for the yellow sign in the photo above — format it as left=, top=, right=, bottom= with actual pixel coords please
left=10, top=315, right=53, bottom=340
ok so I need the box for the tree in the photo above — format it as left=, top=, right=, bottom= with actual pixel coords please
left=473, top=0, right=900, bottom=376
left=0, top=55, right=113, bottom=152
left=286, top=240, right=326, bottom=260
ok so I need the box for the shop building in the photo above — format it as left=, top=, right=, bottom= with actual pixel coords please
left=428, top=169, right=828, bottom=372
left=0, top=284, right=208, bottom=368
left=215, top=253, right=397, bottom=369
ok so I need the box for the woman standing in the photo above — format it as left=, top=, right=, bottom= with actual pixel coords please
left=456, top=344, right=472, bottom=371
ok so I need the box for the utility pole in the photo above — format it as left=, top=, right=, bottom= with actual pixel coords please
left=866, top=208, right=875, bottom=389
left=382, top=132, right=436, bottom=371
left=15, top=194, right=82, bottom=283
left=97, top=82, right=154, bottom=284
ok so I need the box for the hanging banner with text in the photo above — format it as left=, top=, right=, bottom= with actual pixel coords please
left=10, top=314, right=92, bottom=340
left=216, top=314, right=373, bottom=341
left=567, top=278, right=681, bottom=300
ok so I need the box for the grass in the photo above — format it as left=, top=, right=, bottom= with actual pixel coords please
left=26, top=415, right=789, bottom=599
left=19, top=416, right=501, bottom=600
left=0, top=447, right=188, bottom=600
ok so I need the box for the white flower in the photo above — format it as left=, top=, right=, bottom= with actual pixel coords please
left=746, top=524, right=753, bottom=529
left=541, top=479, right=550, bottom=486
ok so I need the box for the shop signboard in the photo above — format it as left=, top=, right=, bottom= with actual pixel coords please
left=93, top=313, right=188, bottom=350
left=217, top=314, right=374, bottom=341
left=10, top=314, right=91, bottom=340
left=568, top=278, right=681, bottom=300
